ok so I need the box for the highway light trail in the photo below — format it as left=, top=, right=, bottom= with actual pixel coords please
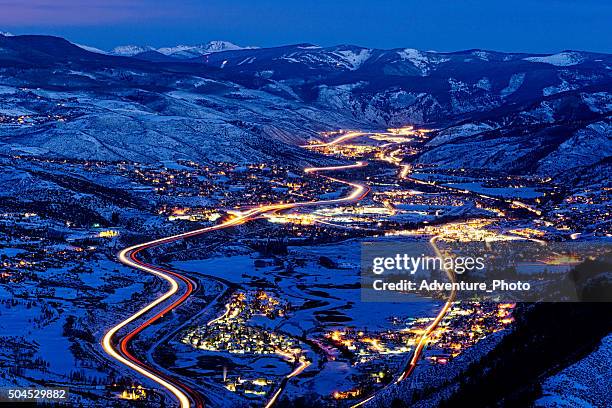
left=303, top=131, right=366, bottom=147
left=396, top=236, right=456, bottom=382
left=102, top=212, right=259, bottom=408
left=103, top=160, right=370, bottom=408
left=103, top=128, right=462, bottom=408
left=348, top=235, right=457, bottom=408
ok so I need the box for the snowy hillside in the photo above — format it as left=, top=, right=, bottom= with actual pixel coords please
left=536, top=334, right=611, bottom=408
left=0, top=34, right=610, bottom=177
left=524, top=51, right=585, bottom=66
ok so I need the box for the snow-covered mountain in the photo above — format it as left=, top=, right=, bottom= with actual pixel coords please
left=157, top=40, right=253, bottom=58
left=196, top=44, right=611, bottom=125
left=109, top=40, right=254, bottom=58
left=0, top=34, right=610, bottom=179
left=0, top=35, right=358, bottom=164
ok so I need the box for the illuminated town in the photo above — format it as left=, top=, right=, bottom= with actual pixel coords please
left=2, top=121, right=608, bottom=408
left=0, top=18, right=610, bottom=408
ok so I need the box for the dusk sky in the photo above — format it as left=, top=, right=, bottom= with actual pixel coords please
left=1, top=0, right=611, bottom=53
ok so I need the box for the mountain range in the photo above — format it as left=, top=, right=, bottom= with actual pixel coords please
left=0, top=33, right=609, bottom=182
left=108, top=40, right=255, bottom=58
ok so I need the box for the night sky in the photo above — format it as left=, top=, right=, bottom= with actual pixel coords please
left=1, top=0, right=610, bottom=53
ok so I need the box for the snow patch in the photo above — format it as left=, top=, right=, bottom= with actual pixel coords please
left=472, top=50, right=490, bottom=61
left=398, top=48, right=429, bottom=75
left=476, top=77, right=492, bottom=91
left=333, top=49, right=372, bottom=70
left=397, top=48, right=449, bottom=76
left=427, top=123, right=495, bottom=147
left=544, top=78, right=579, bottom=96
left=500, top=73, right=526, bottom=98
left=581, top=92, right=612, bottom=113
left=524, top=52, right=584, bottom=66
left=111, top=45, right=155, bottom=56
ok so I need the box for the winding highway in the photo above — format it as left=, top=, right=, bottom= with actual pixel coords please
left=103, top=129, right=463, bottom=408
left=102, top=160, right=369, bottom=408
left=102, top=209, right=263, bottom=408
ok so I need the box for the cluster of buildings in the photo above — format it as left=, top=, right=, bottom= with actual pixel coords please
left=423, top=302, right=515, bottom=364
left=122, top=160, right=333, bottom=208
left=0, top=212, right=103, bottom=284
left=118, top=385, right=147, bottom=401
left=549, top=188, right=611, bottom=236
left=182, top=290, right=307, bottom=399
left=183, top=290, right=300, bottom=358
left=223, top=376, right=273, bottom=397
left=0, top=113, right=68, bottom=126
left=323, top=302, right=516, bottom=402
left=375, top=189, right=467, bottom=207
